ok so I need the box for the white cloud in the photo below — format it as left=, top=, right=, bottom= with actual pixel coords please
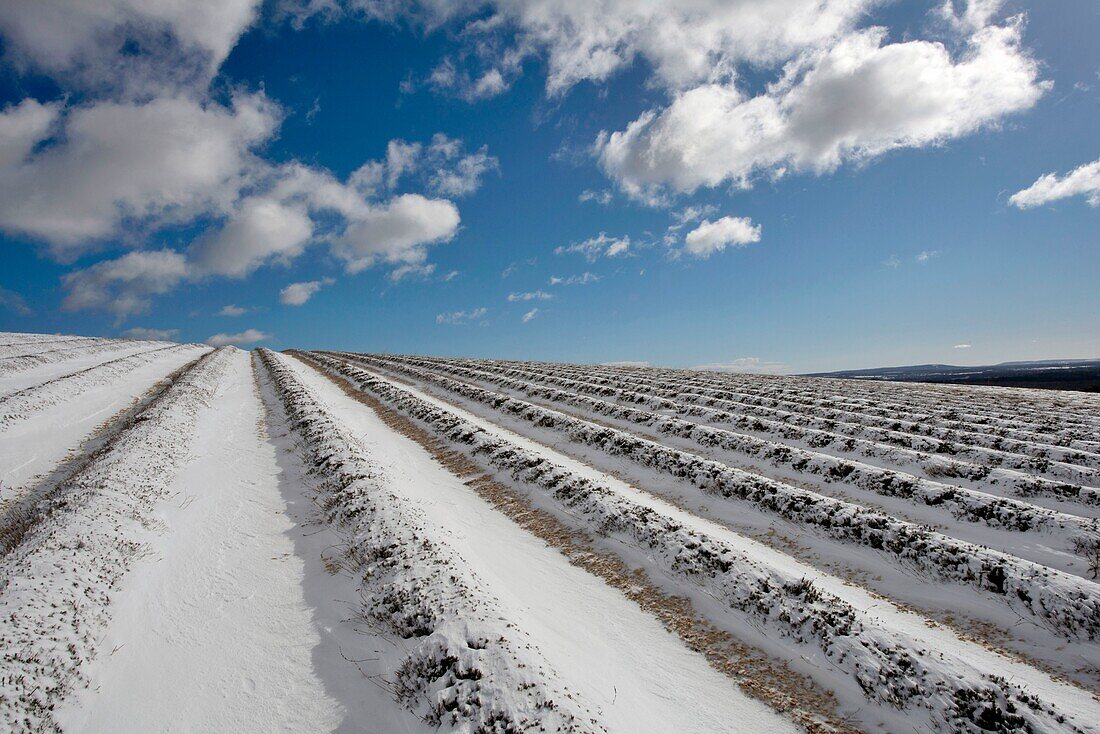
left=332, top=194, right=461, bottom=274
left=953, top=343, right=972, bottom=349
left=1009, top=157, right=1100, bottom=209
left=61, top=249, right=188, bottom=318
left=427, top=134, right=499, bottom=197
left=279, top=278, right=333, bottom=306
left=123, top=327, right=179, bottom=340
left=601, top=360, right=650, bottom=367
left=0, top=286, right=32, bottom=316
left=206, top=328, right=271, bottom=346
left=578, top=189, right=612, bottom=205
left=548, top=272, right=600, bottom=286
left=883, top=254, right=901, bottom=269
left=0, top=0, right=261, bottom=92
left=396, top=0, right=874, bottom=97
left=507, top=290, right=553, bottom=301
left=555, top=233, right=630, bottom=261
left=0, top=94, right=278, bottom=260
left=693, top=357, right=789, bottom=374
left=436, top=306, right=488, bottom=324
left=218, top=304, right=247, bottom=317
left=915, top=249, right=940, bottom=263
left=388, top=263, right=437, bottom=282
left=598, top=21, right=1046, bottom=200
left=683, top=216, right=761, bottom=257
left=189, top=197, right=313, bottom=278
left=521, top=307, right=540, bottom=323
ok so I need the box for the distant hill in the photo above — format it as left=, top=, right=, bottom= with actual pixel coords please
left=804, top=359, right=1100, bottom=392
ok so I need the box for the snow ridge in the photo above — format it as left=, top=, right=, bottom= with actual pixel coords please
left=0, top=348, right=232, bottom=733
left=307, top=351, right=1096, bottom=734
left=258, top=350, right=606, bottom=734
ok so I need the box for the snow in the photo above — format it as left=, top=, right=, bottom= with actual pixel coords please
left=0, top=344, right=207, bottom=497
left=54, top=350, right=344, bottom=733
left=275, top=350, right=799, bottom=734
left=309, top=352, right=1100, bottom=733
left=2, top=332, right=1097, bottom=734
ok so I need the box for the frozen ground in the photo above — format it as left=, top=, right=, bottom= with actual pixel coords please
left=0, top=331, right=1097, bottom=733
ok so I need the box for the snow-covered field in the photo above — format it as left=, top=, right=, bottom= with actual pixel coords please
left=1, top=332, right=1097, bottom=733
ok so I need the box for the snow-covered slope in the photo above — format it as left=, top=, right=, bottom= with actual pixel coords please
left=1, top=333, right=1097, bottom=733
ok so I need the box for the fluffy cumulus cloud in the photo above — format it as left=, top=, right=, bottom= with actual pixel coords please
left=1009, top=157, right=1100, bottom=209
left=206, top=328, right=271, bottom=346
left=683, top=216, right=760, bottom=257
left=0, top=1, right=489, bottom=320
left=366, top=0, right=873, bottom=98
left=189, top=197, right=313, bottom=278
left=0, top=94, right=278, bottom=260
left=60, top=249, right=188, bottom=318
left=331, top=194, right=461, bottom=274
left=279, top=278, right=334, bottom=306
left=599, top=20, right=1047, bottom=199
left=0, top=0, right=261, bottom=92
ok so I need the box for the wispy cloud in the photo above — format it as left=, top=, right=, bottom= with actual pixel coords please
left=555, top=233, right=630, bottom=261
left=437, top=307, right=488, bottom=325
left=915, top=250, right=940, bottom=263
left=521, top=307, right=540, bottom=323
left=123, top=327, right=178, bottom=340
left=508, top=290, right=553, bottom=302
left=218, top=304, right=247, bottom=317
left=206, top=328, right=271, bottom=347
left=0, top=286, right=32, bottom=316
left=549, top=272, right=600, bottom=286
left=693, top=357, right=788, bottom=375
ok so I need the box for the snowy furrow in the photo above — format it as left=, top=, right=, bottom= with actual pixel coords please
left=0, top=338, right=144, bottom=376
left=257, top=350, right=606, bottom=734
left=306, top=352, right=1099, bottom=734
left=0, top=333, right=93, bottom=349
left=0, top=344, right=197, bottom=429
left=437, top=355, right=1100, bottom=466
left=359, top=353, right=1100, bottom=514
left=318, top=353, right=1100, bottom=640
left=635, top=367, right=1100, bottom=442
left=0, top=348, right=234, bottom=733
left=495, top=357, right=1100, bottom=453
left=354, top=354, right=1099, bottom=544
left=410, top=355, right=1100, bottom=479
left=0, top=336, right=104, bottom=358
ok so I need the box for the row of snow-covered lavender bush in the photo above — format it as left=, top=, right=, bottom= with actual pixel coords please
left=0, top=347, right=230, bottom=734
left=0, top=333, right=102, bottom=354
left=348, top=354, right=1100, bottom=539
left=257, top=350, right=604, bottom=734
left=0, top=344, right=197, bottom=429
left=425, top=355, right=1100, bottom=468
left=416, top=355, right=1100, bottom=478
left=353, top=353, right=1100, bottom=508
left=320, top=353, right=1100, bottom=640
left=612, top=362, right=1100, bottom=445
left=492, top=356, right=1100, bottom=453
left=305, top=351, right=1094, bottom=734
left=0, top=338, right=168, bottom=378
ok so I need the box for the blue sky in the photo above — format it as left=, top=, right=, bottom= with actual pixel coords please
left=0, top=0, right=1096, bottom=373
